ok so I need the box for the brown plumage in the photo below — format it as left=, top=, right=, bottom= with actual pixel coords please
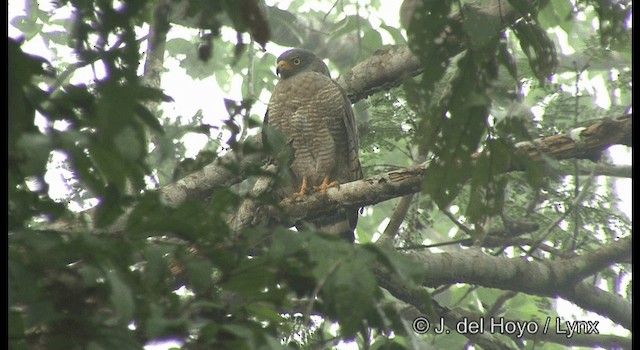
left=263, top=49, right=363, bottom=242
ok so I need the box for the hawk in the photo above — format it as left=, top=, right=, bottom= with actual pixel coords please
left=263, top=49, right=363, bottom=242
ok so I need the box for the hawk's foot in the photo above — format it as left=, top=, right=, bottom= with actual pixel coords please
left=313, top=176, right=339, bottom=193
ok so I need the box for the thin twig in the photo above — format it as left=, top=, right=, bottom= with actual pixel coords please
left=378, top=194, right=414, bottom=245
left=322, top=0, right=340, bottom=22
left=304, top=258, right=344, bottom=325
left=442, top=209, right=474, bottom=236
left=396, top=238, right=470, bottom=251
left=527, top=166, right=597, bottom=255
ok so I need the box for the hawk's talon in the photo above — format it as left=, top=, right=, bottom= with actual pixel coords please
left=313, top=176, right=339, bottom=193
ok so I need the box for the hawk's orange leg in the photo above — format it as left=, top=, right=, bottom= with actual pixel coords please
left=292, top=176, right=308, bottom=199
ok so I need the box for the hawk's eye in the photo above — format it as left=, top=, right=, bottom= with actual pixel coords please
left=292, top=58, right=301, bottom=65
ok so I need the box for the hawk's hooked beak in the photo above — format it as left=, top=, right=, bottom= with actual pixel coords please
left=276, top=60, right=289, bottom=77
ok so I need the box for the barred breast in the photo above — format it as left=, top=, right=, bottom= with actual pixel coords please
left=267, top=71, right=352, bottom=189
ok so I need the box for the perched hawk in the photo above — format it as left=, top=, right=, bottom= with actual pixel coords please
left=263, top=49, right=363, bottom=242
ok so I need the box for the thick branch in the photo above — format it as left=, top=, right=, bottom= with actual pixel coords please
left=405, top=236, right=631, bottom=329
left=336, top=45, right=422, bottom=103
left=555, top=236, right=632, bottom=283
left=228, top=164, right=276, bottom=233
left=375, top=266, right=516, bottom=350
left=508, top=115, right=632, bottom=162
left=275, top=116, right=631, bottom=225
left=277, top=162, right=427, bottom=223
left=561, top=163, right=631, bottom=178
left=142, top=0, right=171, bottom=91
left=159, top=136, right=265, bottom=204
left=339, top=0, right=534, bottom=102
left=558, top=282, right=632, bottom=331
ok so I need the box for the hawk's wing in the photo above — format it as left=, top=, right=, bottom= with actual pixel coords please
left=337, top=82, right=363, bottom=182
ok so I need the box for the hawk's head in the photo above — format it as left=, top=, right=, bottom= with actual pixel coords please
left=275, top=49, right=331, bottom=79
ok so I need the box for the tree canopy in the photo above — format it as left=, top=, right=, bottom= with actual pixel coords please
left=8, top=0, right=631, bottom=349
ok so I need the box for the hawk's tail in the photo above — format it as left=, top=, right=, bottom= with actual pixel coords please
left=304, top=207, right=359, bottom=243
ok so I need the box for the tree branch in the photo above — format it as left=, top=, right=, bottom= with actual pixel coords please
left=142, top=0, right=171, bottom=92
left=341, top=0, right=537, bottom=102
left=379, top=194, right=415, bottom=245
left=558, top=281, right=632, bottom=331
left=555, top=163, right=632, bottom=178
left=336, top=45, right=422, bottom=102
left=403, top=236, right=632, bottom=329
left=228, top=164, right=276, bottom=233
left=375, top=266, right=517, bottom=349
left=555, top=236, right=632, bottom=283
left=45, top=114, right=631, bottom=236
left=272, top=115, right=631, bottom=226
left=507, top=115, right=632, bottom=162
left=159, top=137, right=266, bottom=204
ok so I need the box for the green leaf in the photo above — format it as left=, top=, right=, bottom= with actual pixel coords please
left=10, top=15, right=44, bottom=40
left=145, top=303, right=186, bottom=339
left=114, top=126, right=145, bottom=161
left=328, top=15, right=362, bottom=41
left=8, top=257, right=46, bottom=310
left=89, top=141, right=127, bottom=193
left=166, top=38, right=193, bottom=57
left=220, top=323, right=255, bottom=344
left=8, top=309, right=28, bottom=350
left=362, top=244, right=424, bottom=285
left=127, top=194, right=222, bottom=243
left=15, top=133, right=52, bottom=176
left=269, top=229, right=306, bottom=260
left=462, top=6, right=502, bottom=50
left=143, top=245, right=171, bottom=290
left=135, top=103, right=165, bottom=134
left=221, top=260, right=276, bottom=298
left=512, top=20, right=558, bottom=83
left=420, top=50, right=493, bottom=208
left=8, top=38, right=47, bottom=151
left=41, top=30, right=69, bottom=45
left=538, top=0, right=574, bottom=31
left=405, top=0, right=454, bottom=105
left=380, top=23, right=407, bottom=44
left=361, top=29, right=383, bottom=52
left=264, top=6, right=304, bottom=47
left=320, top=247, right=379, bottom=337
left=307, top=238, right=380, bottom=337
left=66, top=145, right=106, bottom=196
left=184, top=255, right=214, bottom=293
left=106, top=269, right=134, bottom=322
left=95, top=80, right=144, bottom=138
left=94, top=184, right=125, bottom=228
left=465, top=141, right=511, bottom=222
left=245, top=302, right=284, bottom=324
